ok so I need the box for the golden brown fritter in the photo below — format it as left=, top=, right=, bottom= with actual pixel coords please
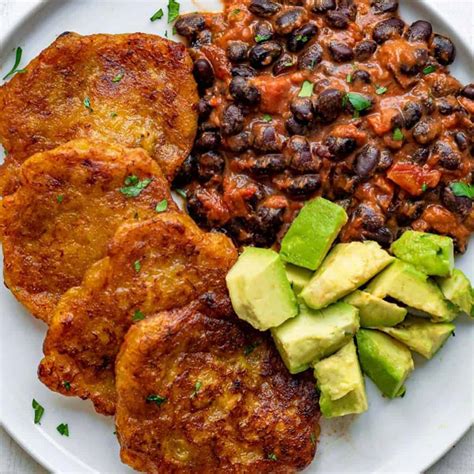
left=0, top=32, right=198, bottom=193
left=115, top=296, right=320, bottom=474
left=0, top=139, right=175, bottom=323
left=38, top=212, right=237, bottom=415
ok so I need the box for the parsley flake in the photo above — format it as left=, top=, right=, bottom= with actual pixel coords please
left=174, top=188, right=187, bottom=199
left=423, top=65, right=437, bottom=75
left=155, top=199, right=168, bottom=213
left=57, top=195, right=63, bottom=203
left=450, top=182, right=474, bottom=199
left=375, top=85, right=387, bottom=95
left=3, top=47, right=26, bottom=80
left=298, top=80, right=313, bottom=98
left=345, top=92, right=372, bottom=112
left=57, top=423, right=69, bottom=437
left=120, top=175, right=153, bottom=197
left=268, top=453, right=278, bottom=461
left=150, top=8, right=164, bottom=21
left=421, top=183, right=428, bottom=192
left=167, top=0, right=180, bottom=24
left=231, top=8, right=241, bottom=15
left=83, top=97, right=93, bottom=112
left=110, top=112, right=118, bottom=118
left=255, top=34, right=271, bottom=43
left=392, top=128, right=404, bottom=141
left=295, top=34, right=308, bottom=43
left=262, top=114, right=272, bottom=122
left=112, top=71, right=124, bottom=83
left=146, top=394, right=167, bottom=406
left=63, top=381, right=71, bottom=391
left=346, top=73, right=352, bottom=83
left=132, top=310, right=145, bottom=322
left=32, top=399, right=44, bottom=424
left=191, top=380, right=202, bottom=398
left=133, top=260, right=141, bottom=273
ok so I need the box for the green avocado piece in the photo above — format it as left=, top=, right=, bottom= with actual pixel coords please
left=226, top=247, right=297, bottom=331
left=344, top=290, right=407, bottom=327
left=366, top=259, right=457, bottom=323
left=390, top=230, right=454, bottom=277
left=280, top=197, right=348, bottom=271
left=271, top=302, right=359, bottom=373
left=285, top=263, right=313, bottom=295
left=301, top=241, right=393, bottom=310
left=437, top=268, right=473, bottom=316
left=313, top=339, right=368, bottom=418
left=356, top=329, right=414, bottom=399
left=379, top=316, right=455, bottom=359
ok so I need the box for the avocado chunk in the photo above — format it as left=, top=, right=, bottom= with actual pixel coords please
left=313, top=340, right=368, bottom=418
left=437, top=268, right=473, bottom=316
left=356, top=329, right=414, bottom=399
left=271, top=302, right=359, bottom=373
left=390, top=230, right=454, bottom=277
left=285, top=263, right=313, bottom=295
left=365, top=259, right=457, bottom=322
left=226, top=247, right=298, bottom=331
left=379, top=316, right=455, bottom=359
left=280, top=197, right=348, bottom=271
left=344, top=290, right=407, bottom=327
left=301, top=241, right=393, bottom=310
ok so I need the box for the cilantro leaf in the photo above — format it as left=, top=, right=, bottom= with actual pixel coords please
left=3, top=47, right=26, bottom=80
left=120, top=175, right=153, bottom=197
left=191, top=380, right=202, bottom=398
left=155, top=199, right=168, bottom=213
left=83, top=97, right=93, bottom=112
left=57, top=195, right=64, bottom=203
left=267, top=453, right=278, bottom=461
left=450, top=182, right=474, bottom=199
left=375, top=85, right=387, bottom=95
left=32, top=399, right=44, bottom=424
left=112, top=71, right=124, bottom=83
left=255, top=34, right=271, bottom=43
left=262, top=114, right=272, bottom=122
left=63, top=381, right=71, bottom=391
left=392, top=128, right=404, bottom=141
left=146, top=394, right=167, bottom=406
left=132, top=310, right=145, bottom=322
left=150, top=8, right=164, bottom=21
left=57, top=423, right=69, bottom=436
left=423, top=65, right=437, bottom=75
left=298, top=80, right=313, bottom=98
left=133, top=260, right=141, bottom=273
left=167, top=0, right=180, bottom=24
left=345, top=92, right=372, bottom=112
left=174, top=188, right=187, bottom=199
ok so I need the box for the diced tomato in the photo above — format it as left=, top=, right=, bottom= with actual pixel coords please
left=367, top=108, right=399, bottom=135
left=387, top=162, right=441, bottom=196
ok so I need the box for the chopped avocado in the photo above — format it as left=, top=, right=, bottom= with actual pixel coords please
left=366, top=259, right=457, bottom=323
left=344, top=290, right=407, bottom=327
left=285, top=263, right=313, bottom=295
left=301, top=241, right=393, bottom=310
left=280, top=197, right=348, bottom=271
left=379, top=316, right=455, bottom=359
left=390, top=230, right=454, bottom=277
left=437, top=268, right=473, bottom=316
left=356, top=329, right=414, bottom=399
left=226, top=247, right=297, bottom=331
left=313, top=340, right=368, bottom=418
left=271, top=302, right=359, bottom=373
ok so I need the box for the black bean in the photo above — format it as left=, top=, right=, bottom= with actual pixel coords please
left=311, top=0, right=336, bottom=12
left=273, top=53, right=296, bottom=75
left=196, top=99, right=212, bottom=119
left=254, top=21, right=274, bottom=42
left=289, top=136, right=319, bottom=172
left=298, top=43, right=323, bottom=70
left=249, top=41, right=282, bottom=68
left=432, top=34, right=456, bottom=66
left=377, top=150, right=393, bottom=170
left=191, top=30, right=212, bottom=48
left=175, top=14, right=206, bottom=38
left=400, top=48, right=429, bottom=75
left=253, top=206, right=285, bottom=246
left=411, top=147, right=430, bottom=164
left=352, top=70, right=371, bottom=83
left=371, top=0, right=398, bottom=13
left=195, top=130, right=221, bottom=151
left=275, top=7, right=305, bottom=35
left=354, top=144, right=380, bottom=178
left=372, top=17, right=405, bottom=44
left=435, top=142, right=461, bottom=170
left=196, top=151, right=225, bottom=182
left=454, top=132, right=468, bottom=151
left=442, top=186, right=472, bottom=217
left=229, top=76, right=261, bottom=105
left=231, top=65, right=257, bottom=78
left=251, top=123, right=284, bottom=152
left=313, top=88, right=344, bottom=123
left=354, top=40, right=377, bottom=60
left=285, top=116, right=307, bottom=135
left=328, top=41, right=354, bottom=62
left=339, top=0, right=357, bottom=20
left=325, top=10, right=350, bottom=29
left=406, top=20, right=432, bottom=43
left=226, top=131, right=251, bottom=152
left=365, top=226, right=393, bottom=246
left=286, top=174, right=321, bottom=197
left=460, top=84, right=474, bottom=100
left=221, top=104, right=244, bottom=136
left=326, top=136, right=357, bottom=158
left=288, top=23, right=318, bottom=52
left=249, top=0, right=281, bottom=17
left=412, top=118, right=440, bottom=145
left=249, top=154, right=286, bottom=174
left=172, top=154, right=196, bottom=187
left=356, top=205, right=385, bottom=231
left=193, top=58, right=215, bottom=88
left=227, top=41, right=249, bottom=63
left=403, top=102, right=422, bottom=129
left=437, top=98, right=455, bottom=115
left=290, top=97, right=314, bottom=122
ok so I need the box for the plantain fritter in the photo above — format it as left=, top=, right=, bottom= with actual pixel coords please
left=115, top=295, right=320, bottom=473
left=0, top=32, right=198, bottom=194
left=38, top=212, right=237, bottom=415
left=0, top=139, right=175, bottom=323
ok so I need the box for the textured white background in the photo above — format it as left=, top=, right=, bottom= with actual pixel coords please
left=0, top=0, right=473, bottom=472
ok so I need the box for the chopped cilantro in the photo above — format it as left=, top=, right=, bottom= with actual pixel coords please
left=392, top=128, right=404, bottom=141
left=83, top=97, right=93, bottom=112
left=133, top=260, right=141, bottom=273
left=112, top=71, right=124, bottom=83
left=262, top=114, right=272, bottom=122
left=375, top=85, right=387, bottom=95
left=421, top=183, right=428, bottom=192
left=450, top=182, right=474, bottom=199
left=110, top=112, right=118, bottom=118
left=191, top=380, right=202, bottom=398
left=346, top=73, right=352, bottom=83
left=56, top=423, right=69, bottom=437
left=57, top=195, right=63, bottom=203
left=132, top=310, right=145, bottom=322
left=3, top=47, right=26, bottom=80
left=174, top=188, right=187, bottom=199
left=345, top=92, right=371, bottom=112
left=167, top=0, right=180, bottom=23
left=295, top=34, right=308, bottom=43
left=155, top=199, right=168, bottom=213
left=120, top=175, right=153, bottom=197
left=423, top=65, right=437, bottom=75
left=310, top=433, right=316, bottom=445
left=150, top=8, right=164, bottom=21
left=63, top=381, right=71, bottom=391
left=298, top=80, right=313, bottom=97
left=146, top=394, right=167, bottom=406
left=231, top=8, right=241, bottom=15
left=267, top=453, right=278, bottom=461
left=255, top=34, right=271, bottom=43
left=32, top=399, right=44, bottom=424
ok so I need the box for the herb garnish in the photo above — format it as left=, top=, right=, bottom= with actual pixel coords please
left=167, top=0, right=180, bottom=23
left=155, top=199, right=168, bottom=213
left=262, top=114, right=272, bottom=122
left=120, top=175, right=153, bottom=197
left=3, top=47, right=26, bottom=80
left=150, top=8, right=164, bottom=21
left=450, top=182, right=474, bottom=199
left=346, top=73, right=352, bottom=83
left=345, top=92, right=371, bottom=113
left=174, top=188, right=187, bottom=199
left=133, top=260, right=141, bottom=273
left=255, top=34, right=271, bottom=43
left=298, top=80, right=313, bottom=98
left=57, top=195, right=64, bottom=203
left=231, top=8, right=241, bottom=15
left=83, top=97, right=93, bottom=112
left=146, top=394, right=167, bottom=406
left=191, top=380, right=202, bottom=398
left=295, top=34, right=308, bottom=43
left=63, top=381, right=71, bottom=391
left=375, top=85, right=387, bottom=95
left=423, top=65, right=437, bottom=75
left=132, top=310, right=145, bottom=322
left=112, top=71, right=124, bottom=83
left=57, top=423, right=69, bottom=436
left=310, top=433, right=316, bottom=445
left=32, top=399, right=44, bottom=424
left=110, top=112, right=118, bottom=118
left=392, top=128, right=404, bottom=141
left=421, top=183, right=428, bottom=192
left=267, top=453, right=278, bottom=461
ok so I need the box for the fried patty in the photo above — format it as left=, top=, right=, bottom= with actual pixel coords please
left=0, top=32, right=198, bottom=194
left=0, top=139, right=175, bottom=322
left=115, top=295, right=320, bottom=473
left=38, top=212, right=237, bottom=415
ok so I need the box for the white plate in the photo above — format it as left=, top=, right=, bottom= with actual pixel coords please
left=0, top=1, right=473, bottom=472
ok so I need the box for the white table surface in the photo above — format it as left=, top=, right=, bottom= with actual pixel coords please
left=0, top=0, right=473, bottom=472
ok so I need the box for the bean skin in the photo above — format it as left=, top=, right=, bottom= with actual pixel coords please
left=454, top=132, right=468, bottom=151
left=286, top=116, right=308, bottom=135
left=275, top=8, right=305, bottom=35
left=311, top=0, right=336, bottom=12
left=193, top=58, right=215, bottom=88
left=412, top=118, right=441, bottom=145
left=354, top=40, right=377, bottom=60
left=328, top=41, right=354, bottom=62
left=231, top=65, right=257, bottom=78
left=229, top=76, right=261, bottom=105
left=325, top=10, right=350, bottom=29
left=175, top=14, right=206, bottom=38
left=249, top=0, right=281, bottom=18
left=249, top=154, right=287, bottom=175
left=273, top=53, right=296, bottom=75
left=354, top=145, right=380, bottom=178
left=226, top=131, right=251, bottom=152
left=442, top=186, right=473, bottom=217
left=290, top=97, right=314, bottom=122
left=221, top=104, right=244, bottom=136
left=325, top=136, right=357, bottom=158
left=298, top=43, right=323, bottom=70
left=377, top=150, right=393, bottom=170
left=227, top=41, right=249, bottom=63
left=313, top=88, right=344, bottom=123
left=251, top=123, right=284, bottom=152
left=195, top=130, right=221, bottom=151
left=406, top=20, right=432, bottom=43
left=286, top=174, right=321, bottom=197
left=352, top=70, right=371, bottom=84
left=197, top=99, right=212, bottom=119
left=403, top=102, right=422, bottom=129
left=432, top=34, right=456, bottom=65
left=371, top=0, right=398, bottom=14
left=461, top=84, right=474, bottom=100
left=372, top=17, right=405, bottom=44
left=196, top=151, right=225, bottom=182
left=172, top=154, right=196, bottom=187
left=249, top=41, right=283, bottom=68
left=287, top=23, right=318, bottom=52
